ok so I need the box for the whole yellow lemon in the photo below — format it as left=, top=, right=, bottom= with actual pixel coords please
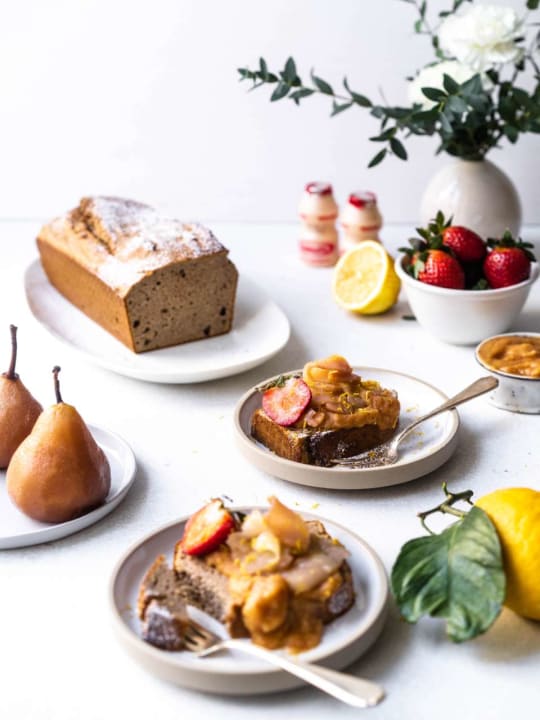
left=476, top=488, right=540, bottom=620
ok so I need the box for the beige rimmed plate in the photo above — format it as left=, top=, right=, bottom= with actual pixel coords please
left=233, top=368, right=460, bottom=490
left=109, top=507, right=388, bottom=695
left=0, top=425, right=136, bottom=549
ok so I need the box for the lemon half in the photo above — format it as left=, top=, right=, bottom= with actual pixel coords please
left=332, top=241, right=401, bottom=314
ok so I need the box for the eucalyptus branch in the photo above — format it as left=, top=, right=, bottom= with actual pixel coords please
left=239, top=1, right=540, bottom=166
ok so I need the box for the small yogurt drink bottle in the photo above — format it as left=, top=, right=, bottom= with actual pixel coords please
left=340, top=191, right=382, bottom=250
left=298, top=182, right=339, bottom=266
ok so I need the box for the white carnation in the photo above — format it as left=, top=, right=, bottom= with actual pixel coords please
left=408, top=61, right=480, bottom=108
left=439, top=4, right=524, bottom=72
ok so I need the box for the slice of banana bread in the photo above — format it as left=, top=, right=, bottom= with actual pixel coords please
left=37, top=196, right=238, bottom=353
left=251, top=408, right=396, bottom=466
left=137, top=555, right=190, bottom=650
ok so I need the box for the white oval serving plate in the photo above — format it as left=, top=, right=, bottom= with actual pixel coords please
left=0, top=424, right=136, bottom=549
left=24, top=260, right=290, bottom=384
left=233, top=368, right=460, bottom=490
left=109, top=508, right=388, bottom=695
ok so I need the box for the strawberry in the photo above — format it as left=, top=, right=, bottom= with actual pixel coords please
left=413, top=249, right=465, bottom=289
left=179, top=499, right=236, bottom=556
left=261, top=376, right=311, bottom=426
left=442, top=226, right=487, bottom=263
left=483, top=232, right=536, bottom=288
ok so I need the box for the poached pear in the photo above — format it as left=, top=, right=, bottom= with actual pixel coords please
left=7, top=366, right=111, bottom=523
left=0, top=325, right=42, bottom=468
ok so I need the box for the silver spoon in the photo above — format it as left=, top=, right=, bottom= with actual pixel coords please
left=332, top=376, right=498, bottom=469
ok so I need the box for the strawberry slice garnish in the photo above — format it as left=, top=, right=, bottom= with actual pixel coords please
left=261, top=376, right=312, bottom=426
left=179, top=499, right=236, bottom=556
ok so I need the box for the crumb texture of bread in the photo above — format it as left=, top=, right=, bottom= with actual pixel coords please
left=251, top=408, right=396, bottom=466
left=137, top=555, right=191, bottom=651
left=37, top=196, right=239, bottom=353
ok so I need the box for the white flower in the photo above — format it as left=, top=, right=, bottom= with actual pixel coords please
left=408, top=61, right=481, bottom=108
left=439, top=4, right=524, bottom=72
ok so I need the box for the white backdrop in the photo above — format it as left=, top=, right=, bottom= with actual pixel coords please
left=1, top=0, right=538, bottom=223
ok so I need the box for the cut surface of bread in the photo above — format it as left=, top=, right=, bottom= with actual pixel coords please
left=251, top=408, right=396, bottom=466
left=37, top=196, right=238, bottom=353
left=137, top=555, right=191, bottom=650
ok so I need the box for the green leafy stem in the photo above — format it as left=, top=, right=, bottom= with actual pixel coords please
left=238, top=1, right=540, bottom=166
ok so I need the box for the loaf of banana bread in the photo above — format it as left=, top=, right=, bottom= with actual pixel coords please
left=37, top=196, right=238, bottom=353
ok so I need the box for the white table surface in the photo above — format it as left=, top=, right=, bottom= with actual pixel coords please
left=1, top=221, right=539, bottom=720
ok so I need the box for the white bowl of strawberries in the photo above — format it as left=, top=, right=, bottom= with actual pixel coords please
left=396, top=214, right=539, bottom=345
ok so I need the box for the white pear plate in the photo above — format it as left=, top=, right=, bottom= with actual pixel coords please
left=24, top=260, right=290, bottom=384
left=109, top=507, right=388, bottom=695
left=0, top=425, right=136, bottom=549
left=234, top=368, right=460, bottom=490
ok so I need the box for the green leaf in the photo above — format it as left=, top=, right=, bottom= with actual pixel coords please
left=311, top=71, right=334, bottom=95
left=442, top=73, right=460, bottom=95
left=390, top=137, right=408, bottom=160
left=421, top=86, right=446, bottom=102
left=270, top=82, right=290, bottom=101
left=439, top=111, right=453, bottom=133
left=503, top=125, right=519, bottom=143
left=370, top=127, right=396, bottom=142
left=259, top=57, right=269, bottom=80
left=391, top=507, right=505, bottom=642
left=460, top=74, right=483, bottom=98
left=282, top=57, right=297, bottom=84
left=343, top=78, right=372, bottom=107
left=289, top=88, right=315, bottom=104
left=527, top=0, right=539, bottom=8
left=446, top=95, right=468, bottom=114
left=367, top=148, right=387, bottom=168
left=331, top=100, right=353, bottom=116
left=237, top=67, right=254, bottom=81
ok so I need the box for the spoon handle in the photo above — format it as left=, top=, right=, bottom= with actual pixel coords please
left=220, top=639, right=385, bottom=708
left=394, top=376, right=498, bottom=447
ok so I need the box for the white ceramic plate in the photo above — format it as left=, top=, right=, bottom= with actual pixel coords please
left=24, top=260, right=290, bottom=384
left=109, top=508, right=388, bottom=695
left=0, top=425, right=136, bottom=549
left=234, top=368, right=460, bottom=490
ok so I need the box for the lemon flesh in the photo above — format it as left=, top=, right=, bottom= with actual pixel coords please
left=476, top=487, right=540, bottom=620
left=332, top=241, right=401, bottom=314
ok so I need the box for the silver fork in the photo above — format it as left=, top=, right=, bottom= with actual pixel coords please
left=183, top=620, right=385, bottom=708
left=332, top=376, right=498, bottom=469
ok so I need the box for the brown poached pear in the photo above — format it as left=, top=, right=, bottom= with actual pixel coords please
left=0, top=325, right=42, bottom=468
left=7, top=366, right=111, bottom=523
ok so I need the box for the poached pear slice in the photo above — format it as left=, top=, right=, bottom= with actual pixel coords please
left=6, top=366, right=111, bottom=524
left=0, top=325, right=42, bottom=468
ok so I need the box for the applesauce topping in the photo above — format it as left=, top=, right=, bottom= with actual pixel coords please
left=298, top=354, right=399, bottom=430
left=478, top=335, right=540, bottom=378
left=203, top=497, right=352, bottom=652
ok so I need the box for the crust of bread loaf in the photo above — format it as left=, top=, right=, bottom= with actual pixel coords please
left=36, top=197, right=239, bottom=353
left=251, top=408, right=396, bottom=466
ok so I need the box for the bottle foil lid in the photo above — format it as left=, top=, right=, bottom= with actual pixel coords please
left=305, top=181, right=333, bottom=195
left=348, top=191, right=377, bottom=208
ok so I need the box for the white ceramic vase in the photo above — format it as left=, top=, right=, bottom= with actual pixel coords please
left=420, top=158, right=522, bottom=239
